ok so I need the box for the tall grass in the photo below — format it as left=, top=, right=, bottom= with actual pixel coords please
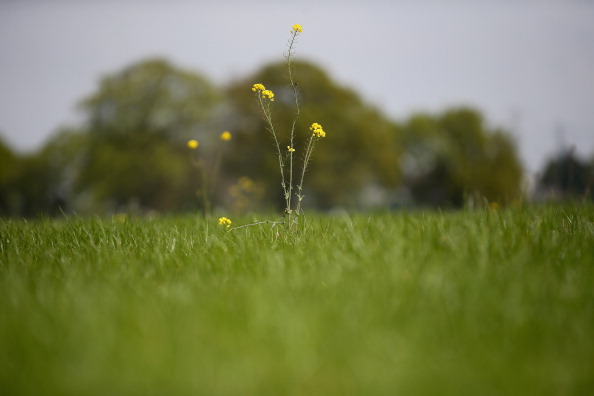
left=1, top=205, right=593, bottom=395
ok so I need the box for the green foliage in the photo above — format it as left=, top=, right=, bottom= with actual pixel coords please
left=1, top=130, right=87, bottom=217
left=399, top=108, right=524, bottom=207
left=76, top=59, right=222, bottom=213
left=3, top=57, right=530, bottom=215
left=537, top=149, right=594, bottom=201
left=1, top=206, right=593, bottom=395
left=81, top=58, right=221, bottom=141
left=0, top=137, right=17, bottom=214
left=79, top=134, right=200, bottom=213
left=225, top=61, right=401, bottom=209
left=0, top=137, right=16, bottom=176
left=6, top=153, right=58, bottom=216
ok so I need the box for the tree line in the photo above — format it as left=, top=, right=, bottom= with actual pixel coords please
left=1, top=58, right=591, bottom=217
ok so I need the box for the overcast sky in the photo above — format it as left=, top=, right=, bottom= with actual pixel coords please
left=1, top=0, right=593, bottom=174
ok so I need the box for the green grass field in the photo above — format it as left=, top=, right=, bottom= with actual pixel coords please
left=1, top=205, right=593, bottom=395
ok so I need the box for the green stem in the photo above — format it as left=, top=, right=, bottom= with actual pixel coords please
left=258, top=95, right=289, bottom=212
left=196, top=158, right=211, bottom=217
left=295, top=135, right=318, bottom=215
left=286, top=30, right=301, bottom=230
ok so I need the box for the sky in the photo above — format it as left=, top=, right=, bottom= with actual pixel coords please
left=1, top=0, right=594, bottom=175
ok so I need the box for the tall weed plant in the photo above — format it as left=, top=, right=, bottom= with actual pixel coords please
left=220, top=24, right=327, bottom=236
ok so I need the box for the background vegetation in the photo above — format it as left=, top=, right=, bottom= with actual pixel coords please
left=4, top=57, right=578, bottom=218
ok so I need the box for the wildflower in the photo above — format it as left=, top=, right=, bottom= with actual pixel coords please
left=187, top=139, right=199, bottom=149
left=310, top=122, right=326, bottom=138
left=218, top=217, right=232, bottom=228
left=313, top=129, right=325, bottom=138
left=220, top=131, right=232, bottom=141
left=287, top=146, right=296, bottom=152
left=291, top=24, right=303, bottom=34
left=252, top=84, right=274, bottom=101
left=261, top=89, right=275, bottom=101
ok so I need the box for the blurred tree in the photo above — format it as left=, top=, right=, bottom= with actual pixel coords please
left=223, top=61, right=401, bottom=210
left=537, top=149, right=594, bottom=201
left=77, top=58, right=222, bottom=213
left=81, top=58, right=220, bottom=141
left=78, top=133, right=199, bottom=213
left=398, top=108, right=524, bottom=207
left=2, top=130, right=88, bottom=217
left=0, top=137, right=18, bottom=215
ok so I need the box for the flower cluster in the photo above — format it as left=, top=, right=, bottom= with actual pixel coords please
left=291, top=24, right=303, bottom=34
left=187, top=139, right=199, bottom=149
left=310, top=122, right=326, bottom=138
left=252, top=83, right=275, bottom=101
left=218, top=217, right=232, bottom=227
left=261, top=89, right=274, bottom=101
left=220, top=131, right=232, bottom=141
left=251, top=83, right=265, bottom=92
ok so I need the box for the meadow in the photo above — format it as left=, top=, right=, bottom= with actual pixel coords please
left=1, top=205, right=593, bottom=395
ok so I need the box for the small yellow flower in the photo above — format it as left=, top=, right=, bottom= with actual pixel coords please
left=252, top=84, right=274, bottom=101
left=287, top=146, right=296, bottom=152
left=261, top=89, right=274, bottom=101
left=187, top=139, right=199, bottom=149
left=220, top=131, right=232, bottom=141
left=310, top=122, right=326, bottom=138
left=252, top=83, right=266, bottom=92
left=218, top=217, right=232, bottom=228
left=291, top=24, right=303, bottom=34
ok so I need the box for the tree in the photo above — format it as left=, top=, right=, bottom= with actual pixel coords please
left=81, top=58, right=220, bottom=142
left=398, top=108, right=524, bottom=207
left=1, top=130, right=88, bottom=217
left=77, top=58, right=222, bottom=213
left=0, top=137, right=17, bottom=215
left=223, top=60, right=401, bottom=210
left=537, top=149, right=594, bottom=201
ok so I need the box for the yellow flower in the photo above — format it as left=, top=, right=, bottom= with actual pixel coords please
left=261, top=89, right=274, bottom=101
left=252, top=83, right=266, bottom=92
left=313, top=129, right=325, bottom=138
left=310, top=122, right=326, bottom=138
left=218, top=217, right=232, bottom=228
left=220, top=131, right=232, bottom=141
left=287, top=146, right=296, bottom=152
left=291, top=24, right=303, bottom=34
left=187, top=139, right=199, bottom=149
left=252, top=84, right=274, bottom=101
